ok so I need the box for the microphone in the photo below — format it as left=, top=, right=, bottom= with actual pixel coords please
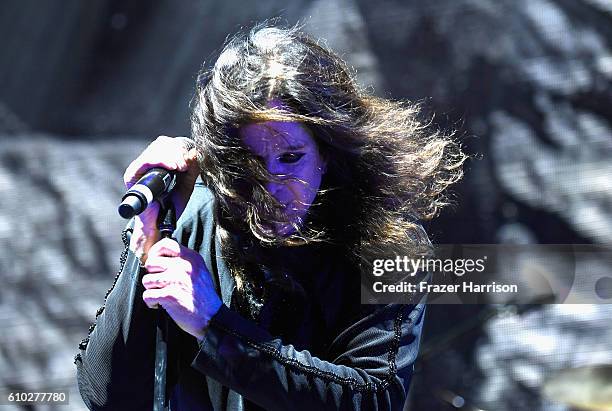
left=118, top=168, right=177, bottom=219
left=118, top=138, right=195, bottom=219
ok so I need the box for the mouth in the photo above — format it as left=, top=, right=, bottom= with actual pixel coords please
left=282, top=200, right=301, bottom=212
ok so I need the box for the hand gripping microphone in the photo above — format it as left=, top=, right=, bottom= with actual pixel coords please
left=117, top=138, right=195, bottom=219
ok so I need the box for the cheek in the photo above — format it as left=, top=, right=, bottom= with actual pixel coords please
left=286, top=169, right=323, bottom=208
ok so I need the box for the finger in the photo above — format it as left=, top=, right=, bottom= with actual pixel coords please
left=142, top=272, right=175, bottom=290
left=147, top=255, right=196, bottom=282
left=123, top=137, right=191, bottom=188
left=153, top=135, right=188, bottom=167
left=142, top=287, right=177, bottom=309
left=143, top=255, right=175, bottom=273
left=124, top=159, right=183, bottom=189
left=153, top=136, right=189, bottom=171
left=147, top=237, right=182, bottom=258
left=124, top=159, right=182, bottom=189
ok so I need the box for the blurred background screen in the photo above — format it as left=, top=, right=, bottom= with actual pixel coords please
left=1, top=1, right=611, bottom=410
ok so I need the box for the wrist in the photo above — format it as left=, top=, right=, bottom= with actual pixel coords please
left=129, top=221, right=160, bottom=264
left=196, top=299, right=223, bottom=341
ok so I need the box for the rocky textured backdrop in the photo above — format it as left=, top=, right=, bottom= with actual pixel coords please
left=1, top=0, right=611, bottom=410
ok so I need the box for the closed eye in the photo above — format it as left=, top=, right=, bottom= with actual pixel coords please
left=278, top=152, right=305, bottom=164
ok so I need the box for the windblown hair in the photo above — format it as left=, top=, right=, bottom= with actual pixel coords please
left=190, top=23, right=466, bottom=318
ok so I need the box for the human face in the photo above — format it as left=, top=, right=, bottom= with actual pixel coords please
left=239, top=120, right=327, bottom=236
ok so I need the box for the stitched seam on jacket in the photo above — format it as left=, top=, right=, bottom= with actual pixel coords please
left=74, top=227, right=133, bottom=364
left=210, top=306, right=407, bottom=392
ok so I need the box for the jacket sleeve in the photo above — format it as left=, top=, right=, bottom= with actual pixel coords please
left=74, top=222, right=158, bottom=410
left=192, top=299, right=426, bottom=411
left=74, top=185, right=217, bottom=410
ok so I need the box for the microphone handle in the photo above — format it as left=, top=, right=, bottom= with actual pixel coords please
left=153, top=201, right=175, bottom=410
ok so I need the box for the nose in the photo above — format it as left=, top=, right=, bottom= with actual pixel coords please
left=262, top=158, right=288, bottom=200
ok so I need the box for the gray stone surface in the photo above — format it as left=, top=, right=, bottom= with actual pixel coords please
left=1, top=0, right=611, bottom=410
left=0, top=135, right=146, bottom=410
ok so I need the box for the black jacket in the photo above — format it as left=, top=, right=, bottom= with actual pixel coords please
left=75, top=184, right=426, bottom=410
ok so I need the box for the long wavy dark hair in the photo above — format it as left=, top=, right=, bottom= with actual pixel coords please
left=190, top=23, right=466, bottom=320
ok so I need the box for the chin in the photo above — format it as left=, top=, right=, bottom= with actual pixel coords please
left=274, top=214, right=306, bottom=237
left=274, top=223, right=297, bottom=237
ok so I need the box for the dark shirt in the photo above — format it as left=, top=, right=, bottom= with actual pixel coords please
left=75, top=183, right=426, bottom=410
